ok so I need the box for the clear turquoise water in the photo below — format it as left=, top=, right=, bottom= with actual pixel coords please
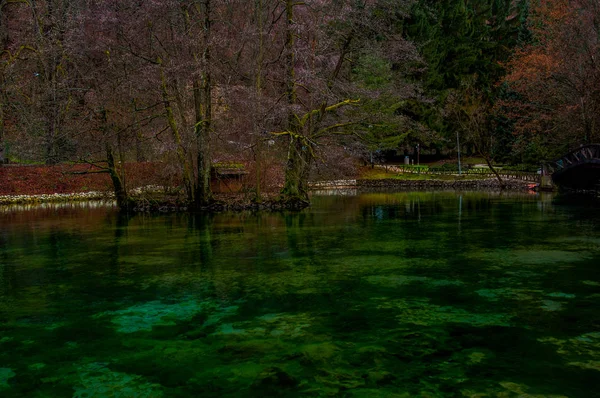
left=1, top=192, right=600, bottom=397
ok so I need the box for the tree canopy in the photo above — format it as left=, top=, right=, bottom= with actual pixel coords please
left=0, top=0, right=596, bottom=205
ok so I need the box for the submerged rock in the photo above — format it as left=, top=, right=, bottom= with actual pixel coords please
left=73, top=362, right=163, bottom=398
left=211, top=312, right=313, bottom=340
left=367, top=371, right=396, bottom=386
left=568, top=361, right=600, bottom=371
left=251, top=367, right=298, bottom=390
left=467, top=249, right=592, bottom=267
left=583, top=281, right=600, bottom=287
left=475, top=288, right=539, bottom=302
left=300, top=342, right=339, bottom=363
left=373, top=298, right=511, bottom=327
left=0, top=368, right=15, bottom=390
left=94, top=300, right=216, bottom=333
left=462, top=381, right=569, bottom=398
left=540, top=332, right=600, bottom=372
left=540, top=300, right=563, bottom=312
left=498, top=381, right=568, bottom=398
left=547, top=292, right=576, bottom=299
left=28, top=363, right=47, bottom=371
left=366, top=275, right=463, bottom=288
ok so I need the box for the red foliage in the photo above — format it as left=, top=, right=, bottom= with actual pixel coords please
left=0, top=163, right=164, bottom=195
left=501, top=0, right=600, bottom=146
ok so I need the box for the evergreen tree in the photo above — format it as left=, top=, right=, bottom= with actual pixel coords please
left=404, top=0, right=526, bottom=158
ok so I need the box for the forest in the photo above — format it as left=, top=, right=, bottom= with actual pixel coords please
left=0, top=0, right=599, bottom=208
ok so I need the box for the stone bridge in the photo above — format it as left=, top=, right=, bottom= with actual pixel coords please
left=545, top=144, right=600, bottom=190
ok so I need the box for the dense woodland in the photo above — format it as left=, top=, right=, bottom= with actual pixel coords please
left=0, top=0, right=599, bottom=208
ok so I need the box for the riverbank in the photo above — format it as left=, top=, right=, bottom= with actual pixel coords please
left=356, top=177, right=535, bottom=191
left=0, top=190, right=309, bottom=212
left=0, top=178, right=536, bottom=209
left=0, top=163, right=537, bottom=208
left=309, top=172, right=536, bottom=191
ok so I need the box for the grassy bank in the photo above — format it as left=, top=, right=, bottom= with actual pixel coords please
left=359, top=167, right=492, bottom=181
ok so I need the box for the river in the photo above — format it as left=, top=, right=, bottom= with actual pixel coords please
left=1, top=191, right=599, bottom=397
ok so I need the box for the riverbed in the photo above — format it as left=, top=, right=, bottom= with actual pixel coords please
left=1, top=191, right=599, bottom=396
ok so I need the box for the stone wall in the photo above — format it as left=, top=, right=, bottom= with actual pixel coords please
left=357, top=178, right=534, bottom=191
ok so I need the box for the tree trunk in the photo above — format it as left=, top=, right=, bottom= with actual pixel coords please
left=101, top=109, right=129, bottom=211
left=194, top=77, right=212, bottom=206
left=281, top=136, right=311, bottom=204
left=45, top=99, right=58, bottom=165
left=193, top=0, right=213, bottom=208
left=284, top=0, right=296, bottom=109
left=106, top=143, right=130, bottom=211
left=0, top=11, right=6, bottom=166
left=132, top=99, right=145, bottom=162
left=42, top=1, right=65, bottom=165
left=0, top=98, right=4, bottom=166
left=280, top=0, right=309, bottom=205
left=159, top=61, right=194, bottom=201
left=473, top=139, right=505, bottom=188
left=484, top=155, right=505, bottom=188
left=253, top=0, right=265, bottom=202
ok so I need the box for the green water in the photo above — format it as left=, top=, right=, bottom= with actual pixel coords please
left=1, top=192, right=600, bottom=397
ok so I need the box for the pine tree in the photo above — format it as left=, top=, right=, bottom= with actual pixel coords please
left=404, top=0, right=527, bottom=157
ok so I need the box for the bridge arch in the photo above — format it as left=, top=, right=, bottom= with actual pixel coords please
left=545, top=144, right=600, bottom=190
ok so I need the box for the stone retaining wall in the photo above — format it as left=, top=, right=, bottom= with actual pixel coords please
left=0, top=191, right=114, bottom=205
left=357, top=178, right=534, bottom=191
left=309, top=180, right=357, bottom=188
